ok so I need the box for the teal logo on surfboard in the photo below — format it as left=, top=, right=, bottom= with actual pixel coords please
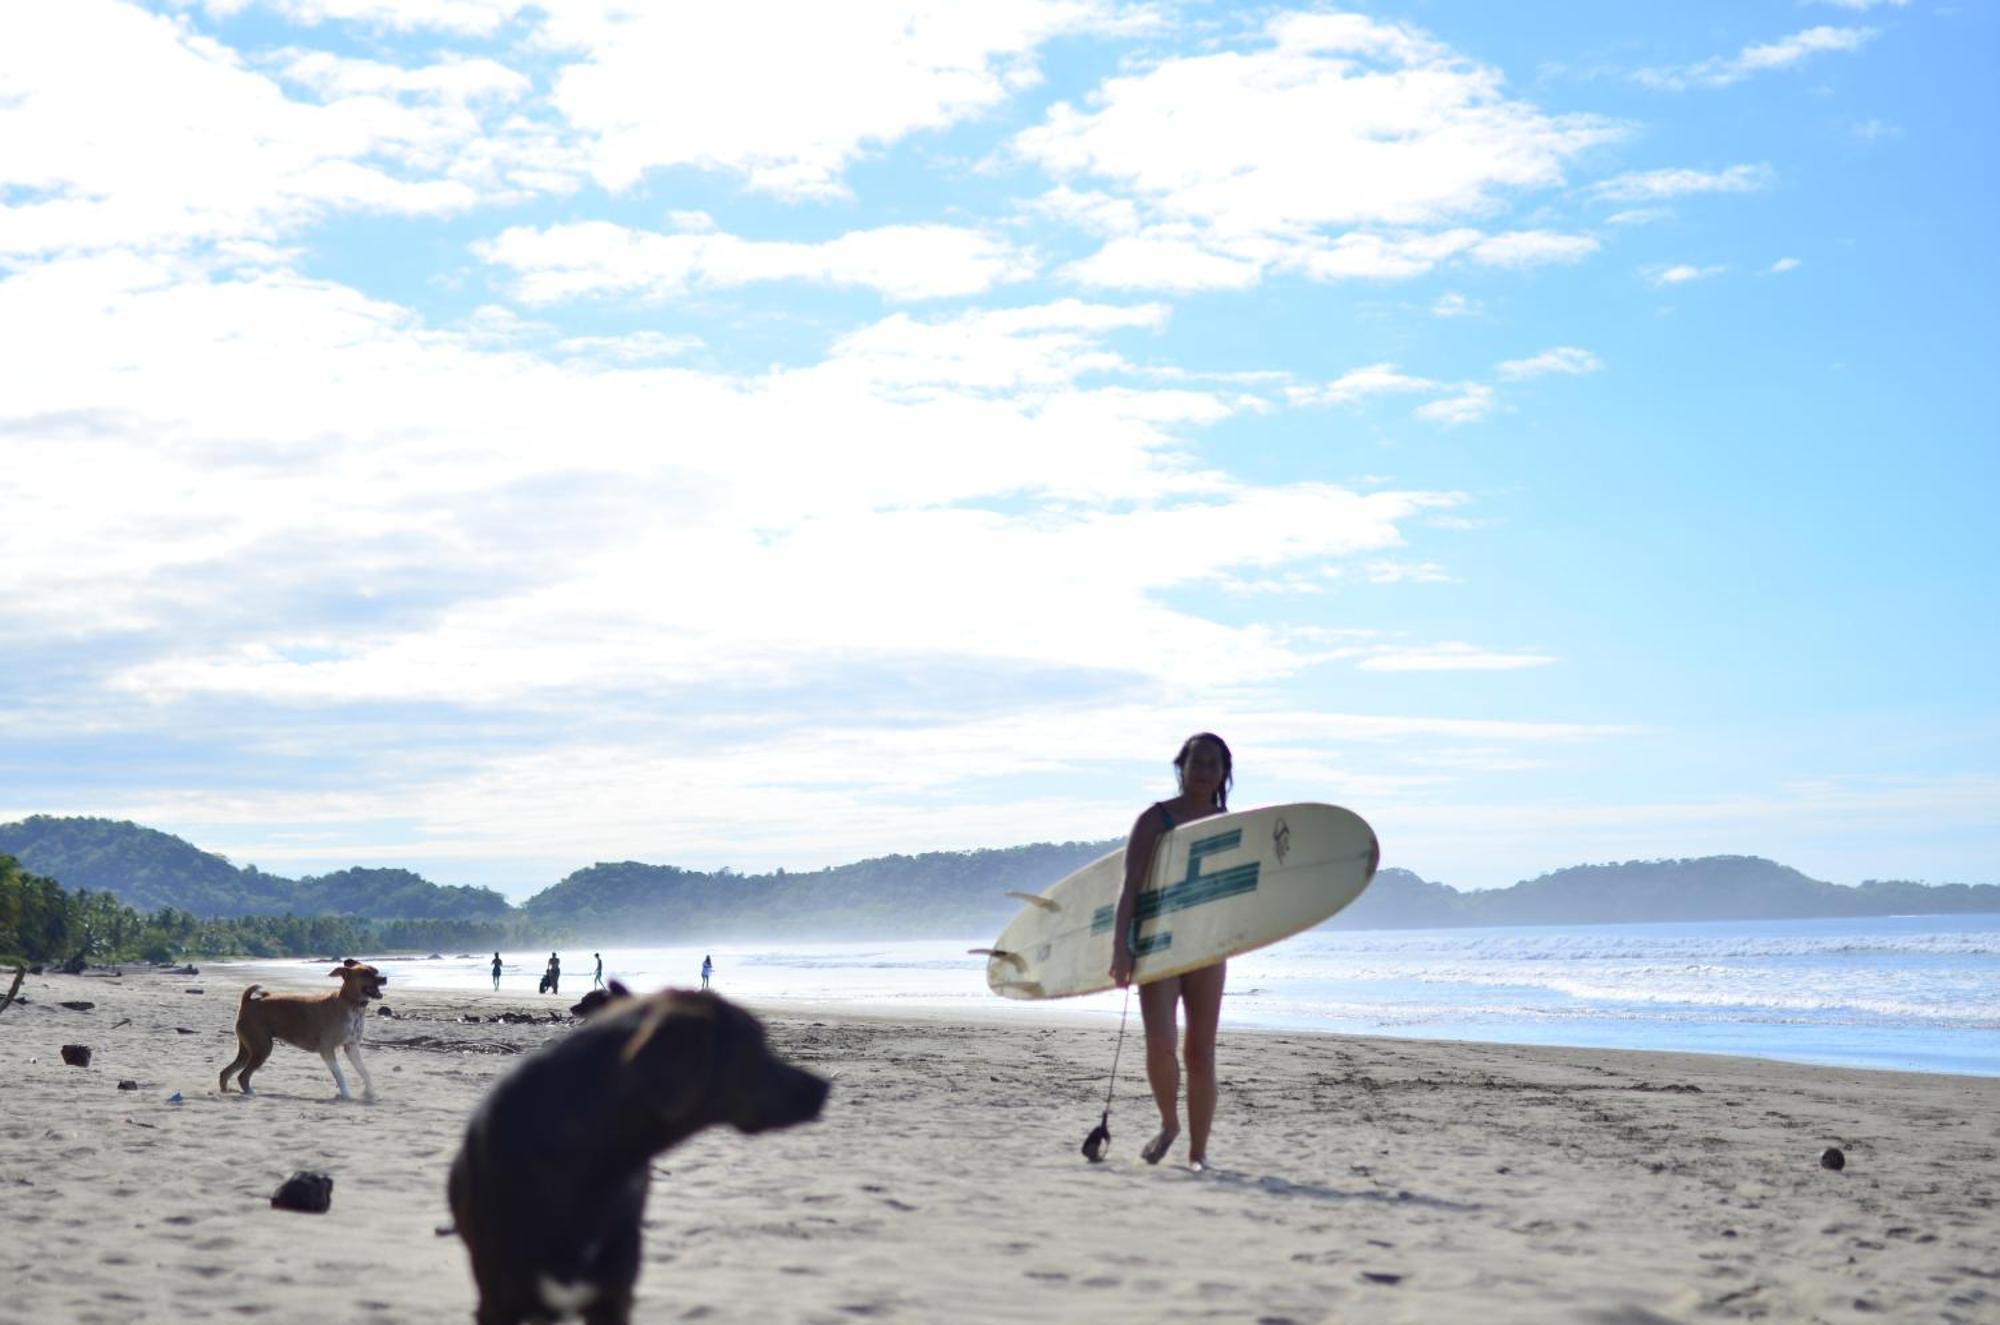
left=1091, top=828, right=1261, bottom=938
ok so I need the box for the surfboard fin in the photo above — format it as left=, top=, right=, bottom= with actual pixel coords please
left=967, top=947, right=1026, bottom=971
left=1004, top=890, right=1060, bottom=911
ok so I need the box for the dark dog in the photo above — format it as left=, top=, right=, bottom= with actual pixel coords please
left=568, top=980, right=631, bottom=1020
left=448, top=990, right=828, bottom=1324
left=219, top=959, right=387, bottom=1101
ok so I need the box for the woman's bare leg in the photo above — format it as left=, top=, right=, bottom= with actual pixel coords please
left=1180, top=961, right=1226, bottom=1168
left=1137, top=976, right=1181, bottom=1163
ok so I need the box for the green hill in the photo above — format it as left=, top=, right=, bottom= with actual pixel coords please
left=3, top=814, right=1993, bottom=943
left=0, top=816, right=510, bottom=922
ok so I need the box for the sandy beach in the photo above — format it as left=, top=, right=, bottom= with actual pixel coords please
left=1, top=964, right=1994, bottom=1325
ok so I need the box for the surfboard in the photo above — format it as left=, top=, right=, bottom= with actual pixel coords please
left=978, top=803, right=1379, bottom=1000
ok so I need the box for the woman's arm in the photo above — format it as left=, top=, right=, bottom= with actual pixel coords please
left=1109, top=806, right=1165, bottom=988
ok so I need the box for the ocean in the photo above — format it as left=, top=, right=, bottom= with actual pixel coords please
left=288, top=912, right=2000, bottom=1078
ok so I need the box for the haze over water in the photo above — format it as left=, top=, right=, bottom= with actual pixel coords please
left=299, top=912, right=2000, bottom=1079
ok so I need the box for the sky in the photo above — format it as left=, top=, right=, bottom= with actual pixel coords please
left=1, top=0, right=1994, bottom=899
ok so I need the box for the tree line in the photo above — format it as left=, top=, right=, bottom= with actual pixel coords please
left=0, top=852, right=559, bottom=968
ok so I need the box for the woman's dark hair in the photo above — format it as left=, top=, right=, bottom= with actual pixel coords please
left=1174, top=732, right=1233, bottom=811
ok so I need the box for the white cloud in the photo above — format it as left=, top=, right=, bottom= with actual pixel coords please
left=1802, top=0, right=1907, bottom=10
left=1647, top=263, right=1727, bottom=286
left=0, top=0, right=563, bottom=258
left=1589, top=164, right=1774, bottom=202
left=1495, top=346, right=1602, bottom=380
left=1018, top=12, right=1617, bottom=290
left=192, top=0, right=533, bottom=36
left=1061, top=227, right=1265, bottom=291
left=1770, top=257, right=1803, bottom=274
left=1288, top=364, right=1439, bottom=407
left=1025, top=186, right=1144, bottom=237
left=1357, top=642, right=1558, bottom=671
left=0, top=259, right=1473, bottom=735
left=478, top=220, right=1038, bottom=303
left=1606, top=208, right=1672, bottom=227
left=541, top=1, right=1129, bottom=197
left=1414, top=384, right=1496, bottom=426
left=1431, top=292, right=1481, bottom=318
left=1469, top=230, right=1600, bottom=269
left=1363, top=561, right=1456, bottom=585
left=554, top=330, right=705, bottom=362
left=1638, top=26, right=1876, bottom=90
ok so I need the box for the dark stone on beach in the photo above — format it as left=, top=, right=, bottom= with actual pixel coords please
left=174, top=1027, right=196, bottom=1035
left=117, top=1079, right=138, bottom=1091
left=1360, top=1271, right=1404, bottom=1285
left=1821, top=1147, right=1847, bottom=1171
left=184, top=987, right=203, bottom=994
left=461, top=1014, right=482, bottom=1023
left=59, top=1000, right=95, bottom=1011
left=271, top=1171, right=334, bottom=1214
left=426, top=952, right=442, bottom=960
left=60, top=1044, right=92, bottom=1067
left=377, top=1005, right=396, bottom=1018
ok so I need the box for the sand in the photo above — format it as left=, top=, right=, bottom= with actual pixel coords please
left=0, top=964, right=1994, bottom=1325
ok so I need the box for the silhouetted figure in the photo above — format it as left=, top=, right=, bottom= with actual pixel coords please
left=700, top=955, right=713, bottom=990
left=540, top=952, right=561, bottom=996
left=490, top=952, right=503, bottom=992
left=593, top=952, right=604, bottom=989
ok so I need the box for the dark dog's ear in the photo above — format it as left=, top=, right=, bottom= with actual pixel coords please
left=328, top=965, right=349, bottom=978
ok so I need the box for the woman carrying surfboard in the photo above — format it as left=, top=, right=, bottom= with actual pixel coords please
left=1109, top=732, right=1232, bottom=1170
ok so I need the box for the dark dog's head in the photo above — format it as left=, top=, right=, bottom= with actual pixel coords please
left=618, top=991, right=827, bottom=1137
left=570, top=980, right=632, bottom=1020
left=330, top=960, right=387, bottom=1002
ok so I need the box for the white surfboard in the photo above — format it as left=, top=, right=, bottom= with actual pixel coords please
left=979, top=803, right=1378, bottom=1000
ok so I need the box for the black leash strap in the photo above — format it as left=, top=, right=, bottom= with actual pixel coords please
left=1081, top=984, right=1133, bottom=1162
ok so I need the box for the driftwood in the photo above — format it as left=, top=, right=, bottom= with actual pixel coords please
left=0, top=965, right=23, bottom=1016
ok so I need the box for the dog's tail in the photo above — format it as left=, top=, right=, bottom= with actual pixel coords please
left=239, top=984, right=265, bottom=1009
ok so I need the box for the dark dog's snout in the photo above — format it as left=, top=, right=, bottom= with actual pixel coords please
left=740, top=1062, right=828, bottom=1133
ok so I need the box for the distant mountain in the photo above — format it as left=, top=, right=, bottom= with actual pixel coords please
left=520, top=840, right=1115, bottom=940
left=0, top=816, right=512, bottom=922
left=0, top=816, right=289, bottom=915
left=292, top=867, right=515, bottom=922
left=3, top=814, right=1994, bottom=942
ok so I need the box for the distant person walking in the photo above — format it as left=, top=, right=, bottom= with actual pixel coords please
left=700, top=955, right=713, bottom=990
left=542, top=952, right=561, bottom=996
left=490, top=952, right=503, bottom=992
left=593, top=953, right=604, bottom=989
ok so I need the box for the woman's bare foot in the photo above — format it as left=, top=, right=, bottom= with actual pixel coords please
left=1141, top=1127, right=1179, bottom=1165
left=1187, top=1155, right=1209, bottom=1173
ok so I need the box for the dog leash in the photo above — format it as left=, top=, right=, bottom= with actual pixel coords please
left=1080, top=983, right=1132, bottom=1162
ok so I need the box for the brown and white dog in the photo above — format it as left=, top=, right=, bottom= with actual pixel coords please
left=218, top=959, right=387, bottom=1101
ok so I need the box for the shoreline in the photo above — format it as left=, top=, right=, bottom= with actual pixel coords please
left=217, top=949, right=2000, bottom=1082
left=4, top=967, right=1995, bottom=1323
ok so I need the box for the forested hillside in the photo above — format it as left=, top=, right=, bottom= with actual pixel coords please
left=4, top=816, right=1993, bottom=948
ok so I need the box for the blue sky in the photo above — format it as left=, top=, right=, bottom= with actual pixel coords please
left=1, top=0, right=1993, bottom=897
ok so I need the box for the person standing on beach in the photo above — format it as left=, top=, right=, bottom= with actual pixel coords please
left=701, top=954, right=713, bottom=990
left=1109, top=732, right=1233, bottom=1171
left=490, top=952, right=503, bottom=991
left=544, top=952, right=561, bottom=996
left=593, top=953, right=604, bottom=989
